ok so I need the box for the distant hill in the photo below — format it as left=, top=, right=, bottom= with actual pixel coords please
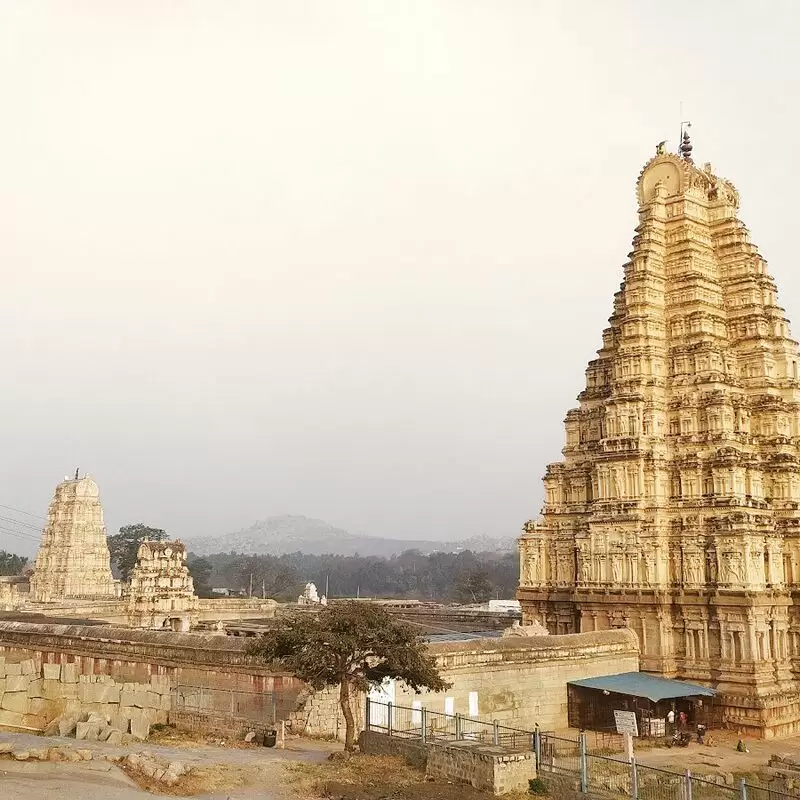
left=185, top=515, right=516, bottom=558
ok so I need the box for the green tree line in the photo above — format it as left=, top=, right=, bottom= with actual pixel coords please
left=188, top=549, right=518, bottom=603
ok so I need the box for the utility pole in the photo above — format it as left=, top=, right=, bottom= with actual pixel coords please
left=249, top=573, right=253, bottom=598
left=325, top=574, right=329, bottom=599
left=262, top=579, right=265, bottom=599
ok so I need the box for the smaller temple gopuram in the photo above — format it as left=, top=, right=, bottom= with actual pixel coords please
left=127, top=540, right=198, bottom=631
left=29, top=473, right=119, bottom=602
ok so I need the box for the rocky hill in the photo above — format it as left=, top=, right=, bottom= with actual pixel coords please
left=185, top=515, right=515, bottom=558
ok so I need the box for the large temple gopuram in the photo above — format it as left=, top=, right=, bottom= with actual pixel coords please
left=518, top=136, right=800, bottom=738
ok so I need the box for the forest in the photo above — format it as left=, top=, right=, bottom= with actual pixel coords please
left=188, top=549, right=518, bottom=604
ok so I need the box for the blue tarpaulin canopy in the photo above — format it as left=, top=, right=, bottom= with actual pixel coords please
left=568, top=672, right=715, bottom=703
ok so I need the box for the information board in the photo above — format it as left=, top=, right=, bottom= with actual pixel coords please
left=613, top=710, right=639, bottom=737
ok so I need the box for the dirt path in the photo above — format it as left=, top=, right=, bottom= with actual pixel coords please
left=0, top=730, right=339, bottom=800
left=631, top=729, right=800, bottom=778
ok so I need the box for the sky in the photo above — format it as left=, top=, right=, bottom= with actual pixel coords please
left=2, top=1, right=800, bottom=554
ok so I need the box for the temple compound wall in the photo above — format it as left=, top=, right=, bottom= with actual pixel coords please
left=0, top=622, right=637, bottom=741
left=0, top=622, right=302, bottom=738
left=291, top=629, right=638, bottom=740
left=518, top=140, right=800, bottom=738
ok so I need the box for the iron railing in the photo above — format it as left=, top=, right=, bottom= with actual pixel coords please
left=364, top=699, right=799, bottom=799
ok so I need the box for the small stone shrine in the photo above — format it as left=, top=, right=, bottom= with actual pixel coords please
left=127, top=540, right=198, bottom=631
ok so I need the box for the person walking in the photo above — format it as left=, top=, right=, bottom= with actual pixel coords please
left=666, top=708, right=675, bottom=737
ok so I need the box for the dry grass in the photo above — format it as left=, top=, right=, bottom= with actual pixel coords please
left=282, top=754, right=534, bottom=800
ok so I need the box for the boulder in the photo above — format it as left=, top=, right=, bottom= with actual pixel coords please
left=13, top=750, right=29, bottom=761
left=76, top=749, right=93, bottom=761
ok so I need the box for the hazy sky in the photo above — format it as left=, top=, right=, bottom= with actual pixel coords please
left=2, top=1, right=800, bottom=553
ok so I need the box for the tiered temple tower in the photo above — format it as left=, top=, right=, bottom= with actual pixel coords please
left=517, top=140, right=800, bottom=737
left=30, top=474, right=118, bottom=601
left=127, top=540, right=198, bottom=631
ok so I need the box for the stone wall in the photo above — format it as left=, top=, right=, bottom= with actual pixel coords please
left=0, top=622, right=638, bottom=744
left=401, top=630, right=639, bottom=731
left=359, top=730, right=536, bottom=795
left=293, top=630, right=639, bottom=740
left=0, top=621, right=302, bottom=737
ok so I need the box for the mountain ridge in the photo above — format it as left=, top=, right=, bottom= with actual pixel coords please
left=185, top=514, right=516, bottom=557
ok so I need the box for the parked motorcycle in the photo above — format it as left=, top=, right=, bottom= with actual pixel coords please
left=668, top=730, right=691, bottom=748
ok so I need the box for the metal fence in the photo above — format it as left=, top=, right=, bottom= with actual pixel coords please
left=366, top=698, right=534, bottom=752
left=171, top=685, right=283, bottom=722
left=364, top=700, right=799, bottom=799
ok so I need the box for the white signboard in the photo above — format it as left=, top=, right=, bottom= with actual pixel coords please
left=613, top=710, right=639, bottom=737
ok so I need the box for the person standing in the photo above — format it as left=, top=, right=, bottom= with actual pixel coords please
left=666, top=708, right=675, bottom=736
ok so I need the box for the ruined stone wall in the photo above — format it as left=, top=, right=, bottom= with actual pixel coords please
left=0, top=622, right=302, bottom=737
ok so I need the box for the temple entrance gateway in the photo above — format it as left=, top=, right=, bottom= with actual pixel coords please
left=518, top=140, right=800, bottom=738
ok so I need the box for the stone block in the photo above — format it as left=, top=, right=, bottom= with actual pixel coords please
left=0, top=710, right=24, bottom=728
left=129, top=708, right=150, bottom=740
left=0, top=656, right=5, bottom=677
left=42, top=679, right=62, bottom=701
left=42, top=664, right=61, bottom=681
left=61, top=663, right=79, bottom=684
left=29, top=747, right=50, bottom=760
left=109, top=713, right=129, bottom=733
left=2, top=691, right=29, bottom=714
left=76, top=749, right=93, bottom=761
left=27, top=678, right=44, bottom=698
left=100, top=684, right=121, bottom=704
left=20, top=659, right=37, bottom=676
left=98, top=726, right=114, bottom=741
left=0, top=742, right=12, bottom=753
left=6, top=675, right=31, bottom=693
left=4, top=663, right=21, bottom=676
left=13, top=750, right=29, bottom=760
left=60, top=683, right=78, bottom=699
left=146, top=691, right=161, bottom=709
left=28, top=697, right=58, bottom=718
left=75, top=722, right=102, bottom=741
left=58, top=715, right=79, bottom=736
left=107, top=729, right=123, bottom=745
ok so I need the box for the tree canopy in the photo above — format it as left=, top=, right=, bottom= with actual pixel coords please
left=246, top=601, right=450, bottom=750
left=107, top=523, right=167, bottom=582
left=195, top=549, right=516, bottom=603
left=0, top=551, right=28, bottom=576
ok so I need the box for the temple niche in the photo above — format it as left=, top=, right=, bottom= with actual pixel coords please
left=127, top=540, right=198, bottom=631
left=29, top=474, right=119, bottom=602
left=518, top=139, right=800, bottom=738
